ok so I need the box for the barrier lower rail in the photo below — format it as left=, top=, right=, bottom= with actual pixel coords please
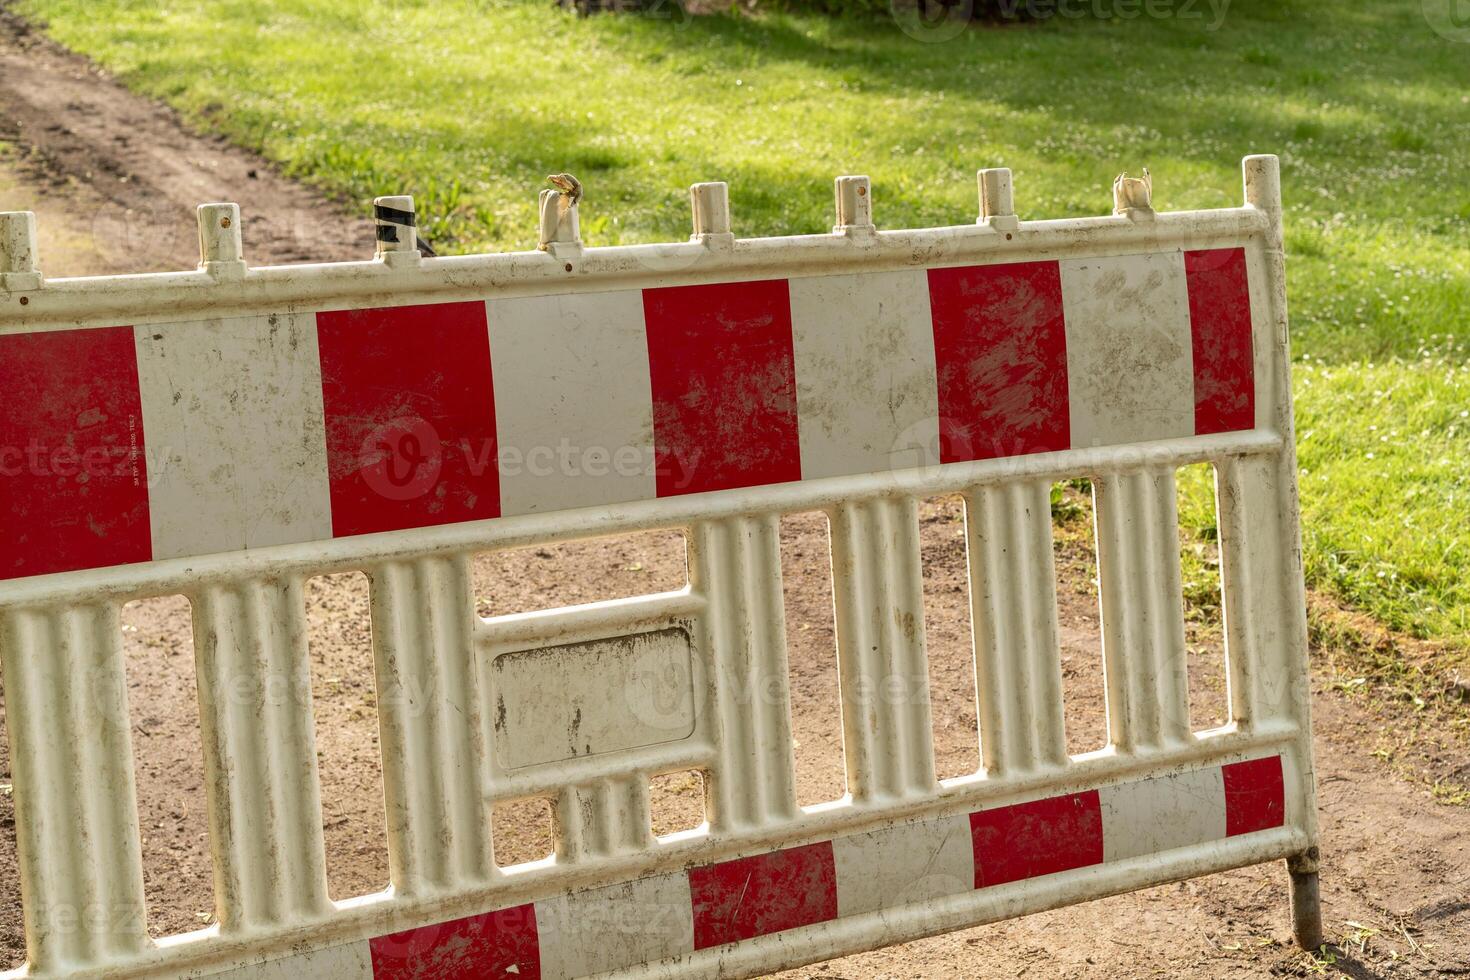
left=0, top=154, right=1319, bottom=978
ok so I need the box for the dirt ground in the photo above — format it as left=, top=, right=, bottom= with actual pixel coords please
left=1, top=19, right=1468, bottom=978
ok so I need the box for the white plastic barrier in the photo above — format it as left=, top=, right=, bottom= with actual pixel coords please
left=0, top=155, right=1320, bottom=978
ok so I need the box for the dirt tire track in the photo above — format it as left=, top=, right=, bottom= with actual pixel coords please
left=0, top=8, right=370, bottom=273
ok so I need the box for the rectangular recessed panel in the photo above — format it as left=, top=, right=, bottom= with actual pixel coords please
left=1098, top=766, right=1226, bottom=863
left=1059, top=252, right=1195, bottom=449
left=1184, top=247, right=1256, bottom=435
left=134, top=314, right=332, bottom=560
left=0, top=325, right=151, bottom=580
left=643, top=279, right=801, bottom=496
left=492, top=627, right=697, bottom=769
left=488, top=290, right=657, bottom=516
left=316, top=301, right=499, bottom=538
left=788, top=270, right=939, bottom=479
left=689, top=841, right=838, bottom=949
left=927, top=261, right=1070, bottom=463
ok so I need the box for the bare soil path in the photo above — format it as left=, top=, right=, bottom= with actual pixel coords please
left=0, top=9, right=369, bottom=274
left=0, top=19, right=1467, bottom=979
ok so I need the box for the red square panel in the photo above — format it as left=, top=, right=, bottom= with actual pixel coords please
left=1185, top=247, right=1255, bottom=435
left=1222, top=755, right=1285, bottom=837
left=369, top=902, right=540, bottom=979
left=928, top=261, right=1070, bottom=463
left=969, top=790, right=1104, bottom=888
left=689, top=841, right=838, bottom=949
left=642, top=279, right=801, bottom=496
left=0, top=325, right=151, bottom=580
left=317, top=301, right=499, bottom=537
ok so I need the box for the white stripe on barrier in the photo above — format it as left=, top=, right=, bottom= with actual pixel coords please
left=488, top=290, right=657, bottom=516
left=829, top=812, right=974, bottom=918
left=133, top=313, right=333, bottom=560
left=788, top=269, right=939, bottom=481
left=1058, top=252, right=1196, bottom=449
left=1098, top=765, right=1227, bottom=863
left=534, top=872, right=695, bottom=979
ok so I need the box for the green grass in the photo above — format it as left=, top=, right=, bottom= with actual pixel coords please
left=16, top=0, right=1470, bottom=652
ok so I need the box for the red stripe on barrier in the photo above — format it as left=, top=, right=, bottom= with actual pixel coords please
left=689, top=840, right=838, bottom=949
left=0, top=326, right=152, bottom=580
left=970, top=790, right=1104, bottom=887
left=927, top=261, right=1070, bottom=463
left=1222, top=755, right=1285, bottom=837
left=1184, top=247, right=1255, bottom=435
left=643, top=279, right=801, bottom=497
left=369, top=902, right=540, bottom=979
left=317, top=301, right=500, bottom=538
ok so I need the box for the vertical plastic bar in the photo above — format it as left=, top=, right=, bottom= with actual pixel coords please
left=1245, top=154, right=1288, bottom=346
left=554, top=776, right=653, bottom=863
left=193, top=577, right=331, bottom=930
left=0, top=604, right=149, bottom=971
left=690, top=514, right=798, bottom=831
left=1092, top=469, right=1191, bottom=752
left=828, top=496, right=936, bottom=802
left=965, top=480, right=1067, bottom=776
left=370, top=555, right=494, bottom=895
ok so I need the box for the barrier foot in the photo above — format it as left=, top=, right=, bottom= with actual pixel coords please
left=1287, top=850, right=1324, bottom=950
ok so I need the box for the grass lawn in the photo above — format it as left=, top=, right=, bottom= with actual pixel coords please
left=17, top=0, right=1470, bottom=654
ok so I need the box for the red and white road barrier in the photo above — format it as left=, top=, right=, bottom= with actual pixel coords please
left=0, top=158, right=1320, bottom=980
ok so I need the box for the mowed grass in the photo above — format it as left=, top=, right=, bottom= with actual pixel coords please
left=17, top=0, right=1470, bottom=652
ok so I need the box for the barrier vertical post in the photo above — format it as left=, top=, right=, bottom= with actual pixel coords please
left=689, top=181, right=733, bottom=249
left=833, top=175, right=874, bottom=234
left=0, top=211, right=41, bottom=291
left=539, top=177, right=582, bottom=252
left=374, top=194, right=421, bottom=267
left=1243, top=152, right=1323, bottom=951
left=197, top=203, right=246, bottom=279
left=977, top=168, right=1017, bottom=232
